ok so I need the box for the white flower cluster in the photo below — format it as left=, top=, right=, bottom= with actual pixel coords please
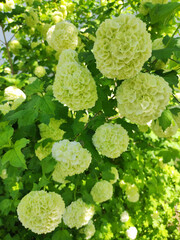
left=52, top=139, right=91, bottom=180
left=126, top=226, right=138, bottom=240
left=139, top=0, right=168, bottom=15
left=82, top=220, right=96, bottom=239
left=93, top=14, right=152, bottom=80
left=116, top=72, right=172, bottom=125
left=34, top=66, right=46, bottom=78
left=53, top=49, right=98, bottom=111
left=24, top=8, right=39, bottom=27
left=92, top=123, right=129, bottom=158
left=120, top=211, right=129, bottom=223
left=63, top=198, right=94, bottom=229
left=125, top=184, right=139, bottom=203
left=17, top=191, right=65, bottom=234
left=4, top=0, right=14, bottom=12
left=46, top=21, right=78, bottom=53
left=9, top=40, right=22, bottom=55
left=151, top=118, right=178, bottom=138
left=90, top=180, right=113, bottom=203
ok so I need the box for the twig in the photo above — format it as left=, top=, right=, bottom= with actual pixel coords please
left=8, top=25, right=23, bottom=43
left=1, top=23, right=14, bottom=75
left=169, top=58, right=180, bottom=64
left=173, top=93, right=180, bottom=104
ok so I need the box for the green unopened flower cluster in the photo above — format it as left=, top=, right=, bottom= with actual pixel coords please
left=92, top=123, right=129, bottom=158
left=34, top=66, right=46, bottom=78
left=38, top=118, right=65, bottom=141
left=125, top=184, right=139, bottom=203
left=90, top=180, right=113, bottom=203
left=139, top=0, right=168, bottom=15
left=24, top=8, right=39, bottom=27
left=17, top=191, right=65, bottom=234
left=63, top=198, right=94, bottom=229
left=52, top=139, right=91, bottom=177
left=93, top=14, right=152, bottom=80
left=46, top=21, right=78, bottom=53
left=9, top=40, right=22, bottom=55
left=53, top=50, right=98, bottom=111
left=151, top=119, right=178, bottom=138
left=116, top=73, right=172, bottom=125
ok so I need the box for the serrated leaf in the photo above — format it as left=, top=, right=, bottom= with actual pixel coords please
left=25, top=79, right=44, bottom=96
left=163, top=71, right=178, bottom=88
left=0, top=199, right=12, bottom=215
left=52, top=230, right=72, bottom=240
left=158, top=110, right=174, bottom=131
left=0, top=122, right=14, bottom=149
left=2, top=138, right=29, bottom=168
left=170, top=107, right=180, bottom=116
left=41, top=156, right=56, bottom=174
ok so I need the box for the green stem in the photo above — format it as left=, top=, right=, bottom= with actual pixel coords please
left=165, top=24, right=180, bottom=48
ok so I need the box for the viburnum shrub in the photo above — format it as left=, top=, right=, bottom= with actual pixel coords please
left=0, top=0, right=180, bottom=239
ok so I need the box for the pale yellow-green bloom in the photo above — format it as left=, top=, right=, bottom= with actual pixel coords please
left=46, top=21, right=78, bottom=53
left=63, top=198, right=94, bottom=229
left=151, top=118, right=178, bottom=138
left=116, top=72, right=172, bottom=125
left=125, top=184, right=139, bottom=203
left=92, top=123, right=129, bottom=158
left=90, top=180, right=113, bottom=203
left=93, top=14, right=152, bottom=80
left=35, top=141, right=53, bottom=161
left=34, top=66, right=46, bottom=78
left=17, top=191, right=65, bottom=234
left=0, top=3, right=4, bottom=11
left=82, top=220, right=96, bottom=239
left=9, top=40, right=22, bottom=55
left=4, top=67, right=11, bottom=74
left=4, top=0, right=14, bottom=11
left=24, top=8, right=39, bottom=27
left=0, top=169, right=8, bottom=179
left=52, top=139, right=91, bottom=177
left=53, top=49, right=98, bottom=111
left=52, top=162, right=69, bottom=184
left=120, top=211, right=129, bottom=223
left=109, top=167, right=119, bottom=184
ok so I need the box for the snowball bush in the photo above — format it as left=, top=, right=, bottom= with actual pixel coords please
left=9, top=40, right=22, bottom=55
left=53, top=50, right=98, bottom=111
left=92, top=123, right=129, bottom=158
left=120, top=211, right=129, bottom=223
left=4, top=0, right=14, bottom=11
left=109, top=167, right=119, bottom=184
left=93, top=14, right=152, bottom=80
left=151, top=119, right=178, bottom=138
left=63, top=198, right=94, bottom=229
left=46, top=21, right=78, bottom=52
left=38, top=118, right=65, bottom=141
left=90, top=180, right=113, bottom=203
left=52, top=139, right=91, bottom=177
left=24, top=8, right=39, bottom=27
left=34, top=66, right=46, bottom=78
left=116, top=72, right=172, bottom=125
left=17, top=191, right=65, bottom=234
left=83, top=220, right=96, bottom=239
left=126, top=226, right=138, bottom=240
left=125, top=184, right=139, bottom=203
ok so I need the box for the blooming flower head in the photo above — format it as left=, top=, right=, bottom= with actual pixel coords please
left=17, top=191, right=65, bottom=234
left=126, top=226, right=138, bottom=240
left=63, top=198, right=94, bottom=229
left=125, top=184, right=139, bottom=203
left=34, top=66, right=46, bottom=78
left=93, top=14, right=152, bottom=80
left=116, top=72, right=172, bottom=125
left=4, top=0, right=14, bottom=11
left=90, top=180, right=113, bottom=203
left=120, top=211, right=129, bottom=223
left=52, top=139, right=91, bottom=177
left=24, top=8, right=39, bottom=27
left=46, top=21, right=78, bottom=53
left=83, top=220, right=96, bottom=239
left=92, top=123, right=129, bottom=158
left=53, top=49, right=98, bottom=111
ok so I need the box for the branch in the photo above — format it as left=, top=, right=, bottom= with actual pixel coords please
left=172, top=93, right=180, bottom=104
left=1, top=23, right=14, bottom=75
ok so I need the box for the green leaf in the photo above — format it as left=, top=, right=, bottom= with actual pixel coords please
left=158, top=110, right=174, bottom=131
left=25, top=79, right=44, bottom=96
left=149, top=2, right=180, bottom=24
left=52, top=230, right=72, bottom=240
left=0, top=122, right=14, bottom=149
left=162, top=71, right=179, bottom=88
left=170, top=107, right=180, bottom=116
left=41, top=156, right=56, bottom=174
left=0, top=199, right=12, bottom=215
left=2, top=138, right=29, bottom=168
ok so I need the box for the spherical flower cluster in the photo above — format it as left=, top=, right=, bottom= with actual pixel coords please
left=92, top=123, right=129, bottom=158
left=57, top=49, right=78, bottom=65
left=46, top=21, right=78, bottom=53
left=52, top=162, right=69, bottom=184
left=126, top=226, right=138, bottom=240
left=0, top=169, right=8, bottom=179
left=125, top=184, right=139, bottom=203
left=38, top=118, right=65, bottom=141
left=116, top=72, right=172, bottom=125
left=4, top=67, right=11, bottom=74
left=90, top=180, right=113, bottom=203
left=173, top=112, right=180, bottom=128
left=93, top=14, right=152, bottom=80
left=83, top=220, right=96, bottom=239
left=52, top=139, right=92, bottom=177
left=151, top=119, right=178, bottom=138
left=34, top=66, right=46, bottom=78
left=24, top=8, right=39, bottom=27
left=17, top=191, right=65, bottom=234
left=120, top=211, right=129, bottom=223
left=139, top=0, right=168, bottom=15
left=53, top=50, right=98, bottom=111
left=63, top=198, right=94, bottom=229
left=52, top=11, right=64, bottom=24
left=109, top=167, right=119, bottom=184
left=4, top=0, right=14, bottom=11
left=9, top=40, right=22, bottom=55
